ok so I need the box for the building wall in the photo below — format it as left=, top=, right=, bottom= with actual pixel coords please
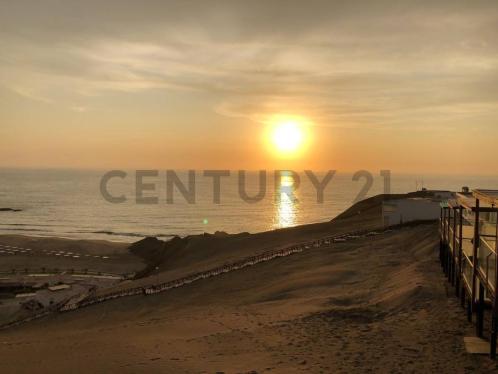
left=382, top=199, right=441, bottom=227
left=432, top=191, right=454, bottom=200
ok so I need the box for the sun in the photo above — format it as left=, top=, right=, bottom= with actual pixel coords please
left=265, top=115, right=310, bottom=158
left=272, top=121, right=303, bottom=153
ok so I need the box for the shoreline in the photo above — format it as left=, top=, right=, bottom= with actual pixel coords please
left=2, top=215, right=496, bottom=372
left=3, top=193, right=494, bottom=373
left=1, top=223, right=406, bottom=330
left=0, top=189, right=444, bottom=244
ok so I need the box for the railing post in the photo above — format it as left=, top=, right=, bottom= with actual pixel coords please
left=446, top=207, right=449, bottom=274
left=472, top=199, right=480, bottom=316
left=456, top=207, right=463, bottom=297
left=442, top=207, right=446, bottom=271
left=477, top=282, right=485, bottom=338
left=452, top=207, right=457, bottom=286
left=491, top=209, right=498, bottom=359
left=448, top=208, right=453, bottom=281
left=445, top=207, right=449, bottom=275
left=442, top=208, right=447, bottom=272
left=440, top=207, right=444, bottom=265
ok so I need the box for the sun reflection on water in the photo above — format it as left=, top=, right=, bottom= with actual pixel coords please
left=273, top=171, right=298, bottom=229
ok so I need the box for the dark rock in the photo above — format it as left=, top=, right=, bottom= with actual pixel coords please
left=129, top=235, right=188, bottom=279
left=213, top=231, right=229, bottom=237
left=21, top=299, right=44, bottom=311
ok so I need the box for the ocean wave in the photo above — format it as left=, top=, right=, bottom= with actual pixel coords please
left=0, top=223, right=56, bottom=227
left=74, top=230, right=176, bottom=238
left=0, top=227, right=51, bottom=232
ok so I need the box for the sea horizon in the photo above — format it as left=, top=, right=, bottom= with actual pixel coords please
left=2, top=168, right=497, bottom=242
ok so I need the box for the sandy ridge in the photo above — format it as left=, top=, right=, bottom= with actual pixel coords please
left=0, top=225, right=401, bottom=330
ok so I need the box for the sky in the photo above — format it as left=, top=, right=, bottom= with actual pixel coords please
left=0, top=0, right=497, bottom=174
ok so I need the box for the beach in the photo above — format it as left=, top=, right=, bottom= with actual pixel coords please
left=2, top=1, right=497, bottom=372
left=0, top=195, right=497, bottom=373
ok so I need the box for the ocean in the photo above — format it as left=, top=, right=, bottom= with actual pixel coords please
left=0, top=169, right=497, bottom=242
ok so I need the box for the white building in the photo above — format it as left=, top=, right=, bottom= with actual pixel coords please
left=382, top=197, right=445, bottom=227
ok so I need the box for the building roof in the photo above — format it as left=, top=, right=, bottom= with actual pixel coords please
left=15, top=293, right=36, bottom=298
left=48, top=284, right=71, bottom=291
left=455, top=193, right=477, bottom=210
left=473, top=189, right=498, bottom=206
left=453, top=191, right=498, bottom=211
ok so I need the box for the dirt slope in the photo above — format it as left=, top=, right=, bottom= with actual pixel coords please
left=1, top=222, right=496, bottom=373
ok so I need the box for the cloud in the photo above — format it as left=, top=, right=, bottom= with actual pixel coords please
left=0, top=0, right=497, bottom=130
left=10, top=86, right=53, bottom=104
left=70, top=106, right=88, bottom=113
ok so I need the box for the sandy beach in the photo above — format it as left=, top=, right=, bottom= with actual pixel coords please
left=0, top=195, right=497, bottom=373
left=2, top=1, right=497, bottom=371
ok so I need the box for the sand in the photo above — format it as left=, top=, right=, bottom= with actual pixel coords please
left=1, top=195, right=497, bottom=373
left=0, top=235, right=145, bottom=275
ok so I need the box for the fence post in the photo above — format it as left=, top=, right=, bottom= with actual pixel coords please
left=472, top=199, right=480, bottom=316
left=477, top=282, right=485, bottom=337
left=491, top=210, right=498, bottom=359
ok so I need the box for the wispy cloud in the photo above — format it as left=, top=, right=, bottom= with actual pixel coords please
left=10, top=86, right=53, bottom=104
left=0, top=0, right=497, bottom=131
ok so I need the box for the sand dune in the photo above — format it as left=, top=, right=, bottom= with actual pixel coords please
left=1, top=194, right=496, bottom=373
left=1, top=224, right=497, bottom=372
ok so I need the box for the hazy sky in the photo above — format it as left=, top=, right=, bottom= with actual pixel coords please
left=0, top=0, right=497, bottom=173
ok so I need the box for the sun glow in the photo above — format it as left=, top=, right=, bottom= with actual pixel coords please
left=265, top=115, right=311, bottom=158
left=273, top=121, right=303, bottom=152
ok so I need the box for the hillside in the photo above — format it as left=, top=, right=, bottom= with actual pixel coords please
left=1, top=196, right=496, bottom=373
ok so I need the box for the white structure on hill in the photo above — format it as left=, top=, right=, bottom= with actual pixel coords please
left=382, top=191, right=453, bottom=227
